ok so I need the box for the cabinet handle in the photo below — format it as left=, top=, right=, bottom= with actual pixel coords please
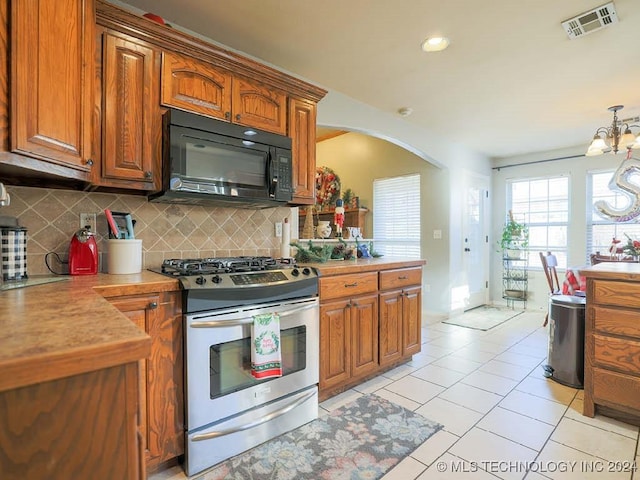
left=86, top=158, right=94, bottom=166
left=225, top=112, right=230, bottom=120
left=235, top=114, right=241, bottom=121
left=344, top=282, right=358, bottom=288
left=148, top=302, right=158, bottom=309
left=144, top=171, right=152, bottom=179
left=398, top=276, right=408, bottom=280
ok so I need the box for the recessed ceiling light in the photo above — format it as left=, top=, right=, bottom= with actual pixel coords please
left=397, top=107, right=413, bottom=117
left=421, top=36, right=450, bottom=52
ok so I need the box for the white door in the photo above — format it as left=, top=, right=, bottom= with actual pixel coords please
left=462, top=174, right=490, bottom=310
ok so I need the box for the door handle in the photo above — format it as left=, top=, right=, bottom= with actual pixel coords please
left=464, top=247, right=471, bottom=252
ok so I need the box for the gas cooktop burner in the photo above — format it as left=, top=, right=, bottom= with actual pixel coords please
left=158, top=256, right=296, bottom=276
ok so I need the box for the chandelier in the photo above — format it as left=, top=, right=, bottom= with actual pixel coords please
left=585, top=105, right=640, bottom=156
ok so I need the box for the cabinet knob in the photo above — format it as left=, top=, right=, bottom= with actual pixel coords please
left=225, top=112, right=230, bottom=120
left=235, top=114, right=241, bottom=121
left=148, top=302, right=158, bottom=309
left=86, top=158, right=94, bottom=167
left=144, top=171, right=152, bottom=179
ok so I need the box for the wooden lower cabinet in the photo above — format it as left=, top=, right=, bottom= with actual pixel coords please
left=318, top=265, right=422, bottom=400
left=0, top=363, right=142, bottom=480
left=107, top=290, right=184, bottom=473
left=319, top=294, right=378, bottom=394
left=583, top=276, right=640, bottom=421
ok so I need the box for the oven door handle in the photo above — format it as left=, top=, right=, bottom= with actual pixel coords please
left=191, top=387, right=317, bottom=441
left=190, top=303, right=317, bottom=328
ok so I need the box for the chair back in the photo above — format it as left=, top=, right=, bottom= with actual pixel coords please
left=539, top=251, right=560, bottom=294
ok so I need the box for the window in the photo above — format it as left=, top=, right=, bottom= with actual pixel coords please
left=373, top=174, right=420, bottom=258
left=507, top=176, right=569, bottom=268
left=587, top=170, right=640, bottom=260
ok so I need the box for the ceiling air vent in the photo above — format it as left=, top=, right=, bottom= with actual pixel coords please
left=561, top=2, right=618, bottom=39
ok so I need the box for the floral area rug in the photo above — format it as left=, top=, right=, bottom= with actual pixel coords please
left=200, top=393, right=443, bottom=480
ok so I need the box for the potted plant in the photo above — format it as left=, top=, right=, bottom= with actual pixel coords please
left=500, top=211, right=529, bottom=259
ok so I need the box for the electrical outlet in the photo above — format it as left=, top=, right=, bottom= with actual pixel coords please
left=79, top=213, right=97, bottom=232
left=424, top=284, right=431, bottom=293
left=275, top=222, right=283, bottom=238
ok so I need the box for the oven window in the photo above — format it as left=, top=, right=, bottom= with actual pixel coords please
left=209, top=325, right=306, bottom=399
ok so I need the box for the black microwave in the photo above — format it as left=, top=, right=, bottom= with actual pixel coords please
left=150, top=109, right=293, bottom=208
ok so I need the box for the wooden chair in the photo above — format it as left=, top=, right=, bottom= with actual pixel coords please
left=539, top=251, right=560, bottom=327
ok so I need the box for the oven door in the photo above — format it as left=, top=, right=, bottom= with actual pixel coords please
left=184, top=297, right=319, bottom=430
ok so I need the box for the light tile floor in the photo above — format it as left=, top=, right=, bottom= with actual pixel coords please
left=151, top=310, right=640, bottom=480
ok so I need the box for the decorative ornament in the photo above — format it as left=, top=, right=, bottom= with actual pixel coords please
left=316, top=166, right=340, bottom=211
left=334, top=198, right=345, bottom=237
left=594, top=153, right=640, bottom=222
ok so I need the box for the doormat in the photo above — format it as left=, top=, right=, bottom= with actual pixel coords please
left=443, top=305, right=524, bottom=331
left=198, top=394, right=443, bottom=480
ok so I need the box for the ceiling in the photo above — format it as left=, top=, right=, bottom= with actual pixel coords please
left=119, top=0, right=640, bottom=160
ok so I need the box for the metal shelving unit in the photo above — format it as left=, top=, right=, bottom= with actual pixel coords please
left=502, top=254, right=528, bottom=309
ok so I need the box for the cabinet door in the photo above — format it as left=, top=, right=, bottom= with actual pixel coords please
left=97, top=32, right=160, bottom=190
left=379, top=290, right=403, bottom=366
left=11, top=0, right=94, bottom=173
left=288, top=97, right=316, bottom=204
left=350, top=294, right=379, bottom=378
left=108, top=291, right=184, bottom=473
left=319, top=298, right=351, bottom=391
left=109, top=293, right=160, bottom=476
left=232, top=76, right=287, bottom=135
left=161, top=51, right=232, bottom=121
left=403, top=286, right=422, bottom=357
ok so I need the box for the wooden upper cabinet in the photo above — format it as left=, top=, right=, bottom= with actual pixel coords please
left=160, top=51, right=287, bottom=135
left=161, top=51, right=232, bottom=121
left=289, top=97, right=317, bottom=204
left=232, top=76, right=287, bottom=135
left=93, top=31, right=161, bottom=190
left=11, top=0, right=94, bottom=173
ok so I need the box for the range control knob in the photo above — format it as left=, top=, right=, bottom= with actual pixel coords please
left=195, top=276, right=206, bottom=285
left=291, top=268, right=300, bottom=276
left=302, top=267, right=311, bottom=275
left=211, top=275, right=222, bottom=284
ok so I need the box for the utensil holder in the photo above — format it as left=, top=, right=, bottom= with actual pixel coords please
left=107, top=239, right=142, bottom=274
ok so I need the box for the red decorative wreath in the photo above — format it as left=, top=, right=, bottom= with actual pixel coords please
left=315, top=166, right=340, bottom=211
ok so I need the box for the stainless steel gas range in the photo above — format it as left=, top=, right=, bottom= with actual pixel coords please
left=151, top=257, right=319, bottom=476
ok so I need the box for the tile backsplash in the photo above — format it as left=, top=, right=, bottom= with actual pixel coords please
left=1, top=186, right=292, bottom=276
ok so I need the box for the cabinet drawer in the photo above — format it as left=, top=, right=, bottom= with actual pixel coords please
left=592, top=280, right=640, bottom=308
left=379, top=267, right=422, bottom=290
left=591, top=306, right=640, bottom=339
left=319, top=273, right=378, bottom=301
left=594, top=334, right=640, bottom=375
left=592, top=367, right=640, bottom=412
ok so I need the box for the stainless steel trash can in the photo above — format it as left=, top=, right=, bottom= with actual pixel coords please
left=542, top=295, right=586, bottom=389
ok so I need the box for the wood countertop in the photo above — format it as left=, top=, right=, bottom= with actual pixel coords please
left=579, top=262, right=640, bottom=281
left=0, top=271, right=179, bottom=393
left=303, top=257, right=426, bottom=276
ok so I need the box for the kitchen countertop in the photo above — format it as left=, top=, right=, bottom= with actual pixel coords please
left=0, top=271, right=179, bottom=393
left=579, top=261, right=640, bottom=280
left=0, top=258, right=422, bottom=393
left=301, top=257, right=426, bottom=276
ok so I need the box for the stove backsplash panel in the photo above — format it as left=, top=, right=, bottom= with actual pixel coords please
left=1, top=186, right=292, bottom=275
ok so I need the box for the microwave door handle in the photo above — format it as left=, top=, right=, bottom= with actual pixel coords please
left=267, top=151, right=277, bottom=198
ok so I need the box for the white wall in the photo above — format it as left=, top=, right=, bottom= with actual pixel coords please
left=491, top=145, right=622, bottom=312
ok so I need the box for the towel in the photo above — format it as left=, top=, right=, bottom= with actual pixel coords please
left=251, top=313, right=283, bottom=379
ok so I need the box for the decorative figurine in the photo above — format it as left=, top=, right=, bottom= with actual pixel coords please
left=334, top=199, right=345, bottom=237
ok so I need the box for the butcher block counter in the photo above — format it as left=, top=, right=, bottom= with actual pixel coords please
left=580, top=262, right=640, bottom=424
left=0, top=271, right=179, bottom=480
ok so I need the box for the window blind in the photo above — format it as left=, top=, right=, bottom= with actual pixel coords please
left=373, top=174, right=421, bottom=258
